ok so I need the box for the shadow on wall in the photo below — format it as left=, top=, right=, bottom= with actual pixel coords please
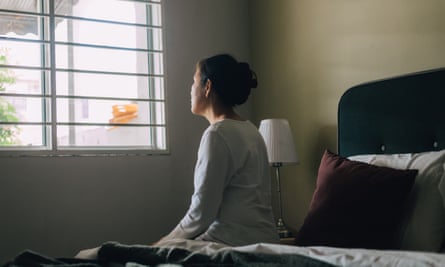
left=309, top=124, right=337, bottom=178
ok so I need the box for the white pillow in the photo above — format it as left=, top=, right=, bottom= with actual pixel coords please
left=349, top=149, right=445, bottom=252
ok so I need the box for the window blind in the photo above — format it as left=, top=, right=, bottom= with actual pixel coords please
left=0, top=0, right=167, bottom=155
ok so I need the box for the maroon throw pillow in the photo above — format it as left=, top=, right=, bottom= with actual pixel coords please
left=295, top=150, right=417, bottom=249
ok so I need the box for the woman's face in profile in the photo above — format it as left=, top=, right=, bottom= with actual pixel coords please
left=190, top=67, right=206, bottom=115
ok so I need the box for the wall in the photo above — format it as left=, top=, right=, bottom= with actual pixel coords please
left=0, top=0, right=251, bottom=262
left=250, top=0, right=445, bottom=234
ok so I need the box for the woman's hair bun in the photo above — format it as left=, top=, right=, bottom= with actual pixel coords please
left=238, top=62, right=258, bottom=89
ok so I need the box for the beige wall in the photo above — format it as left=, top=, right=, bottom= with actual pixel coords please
left=250, top=0, right=445, bottom=233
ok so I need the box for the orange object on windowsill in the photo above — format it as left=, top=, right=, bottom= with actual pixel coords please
left=109, top=104, right=138, bottom=129
left=112, top=103, right=138, bottom=117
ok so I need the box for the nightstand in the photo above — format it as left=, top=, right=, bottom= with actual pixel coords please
left=279, top=237, right=295, bottom=245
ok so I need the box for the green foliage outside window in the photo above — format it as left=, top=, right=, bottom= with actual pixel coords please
left=0, top=50, right=20, bottom=145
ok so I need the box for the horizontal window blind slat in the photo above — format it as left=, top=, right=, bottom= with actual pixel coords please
left=132, top=0, right=162, bottom=4
left=0, top=93, right=49, bottom=98
left=0, top=64, right=49, bottom=71
left=0, top=122, right=49, bottom=126
left=57, top=122, right=166, bottom=127
left=0, top=9, right=49, bottom=17
left=0, top=93, right=166, bottom=103
left=0, top=121, right=166, bottom=127
left=55, top=68, right=163, bottom=77
left=56, top=95, right=165, bottom=102
left=54, top=14, right=162, bottom=29
left=54, top=41, right=162, bottom=53
left=0, top=36, right=50, bottom=44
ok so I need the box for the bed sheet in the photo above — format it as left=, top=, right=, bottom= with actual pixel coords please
left=154, top=239, right=445, bottom=267
left=69, top=239, right=445, bottom=267
left=6, top=238, right=445, bottom=267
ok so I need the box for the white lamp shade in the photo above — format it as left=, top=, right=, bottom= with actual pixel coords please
left=259, top=119, right=299, bottom=165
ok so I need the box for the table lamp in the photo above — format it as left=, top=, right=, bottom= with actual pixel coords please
left=259, top=118, right=299, bottom=238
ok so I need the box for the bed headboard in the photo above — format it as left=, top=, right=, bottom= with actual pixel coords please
left=338, top=67, right=445, bottom=157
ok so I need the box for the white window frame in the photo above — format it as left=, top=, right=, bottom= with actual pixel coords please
left=0, top=0, right=168, bottom=156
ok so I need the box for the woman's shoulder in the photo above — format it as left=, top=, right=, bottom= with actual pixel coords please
left=208, top=119, right=254, bottom=133
left=206, top=120, right=260, bottom=141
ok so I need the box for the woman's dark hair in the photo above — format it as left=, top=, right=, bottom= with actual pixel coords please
left=197, top=54, right=258, bottom=107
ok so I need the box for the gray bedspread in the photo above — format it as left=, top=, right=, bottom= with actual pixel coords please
left=3, top=241, right=337, bottom=267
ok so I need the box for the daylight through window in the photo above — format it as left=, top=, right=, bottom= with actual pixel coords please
left=0, top=0, right=166, bottom=155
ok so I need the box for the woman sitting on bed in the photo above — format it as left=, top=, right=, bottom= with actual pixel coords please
left=155, top=54, right=279, bottom=246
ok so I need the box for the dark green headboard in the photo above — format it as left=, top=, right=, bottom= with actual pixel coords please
left=338, top=68, right=445, bottom=157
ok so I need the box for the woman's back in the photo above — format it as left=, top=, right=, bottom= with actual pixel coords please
left=196, top=119, right=279, bottom=245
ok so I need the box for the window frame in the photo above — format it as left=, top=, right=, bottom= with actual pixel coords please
left=0, top=0, right=169, bottom=156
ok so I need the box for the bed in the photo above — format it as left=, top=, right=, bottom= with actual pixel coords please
left=4, top=67, right=445, bottom=266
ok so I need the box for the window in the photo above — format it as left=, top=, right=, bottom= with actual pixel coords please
left=0, top=0, right=167, bottom=155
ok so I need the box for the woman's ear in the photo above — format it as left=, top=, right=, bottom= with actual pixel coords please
left=204, top=79, right=212, bottom=98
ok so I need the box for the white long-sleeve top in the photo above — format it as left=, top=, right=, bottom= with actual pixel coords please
left=163, top=119, right=279, bottom=246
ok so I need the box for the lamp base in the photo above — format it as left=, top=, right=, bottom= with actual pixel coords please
left=277, top=218, right=292, bottom=238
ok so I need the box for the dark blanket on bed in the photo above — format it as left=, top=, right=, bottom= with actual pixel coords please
left=3, top=241, right=337, bottom=267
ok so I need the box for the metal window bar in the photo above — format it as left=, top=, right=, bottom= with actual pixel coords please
left=48, top=0, right=57, bottom=151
